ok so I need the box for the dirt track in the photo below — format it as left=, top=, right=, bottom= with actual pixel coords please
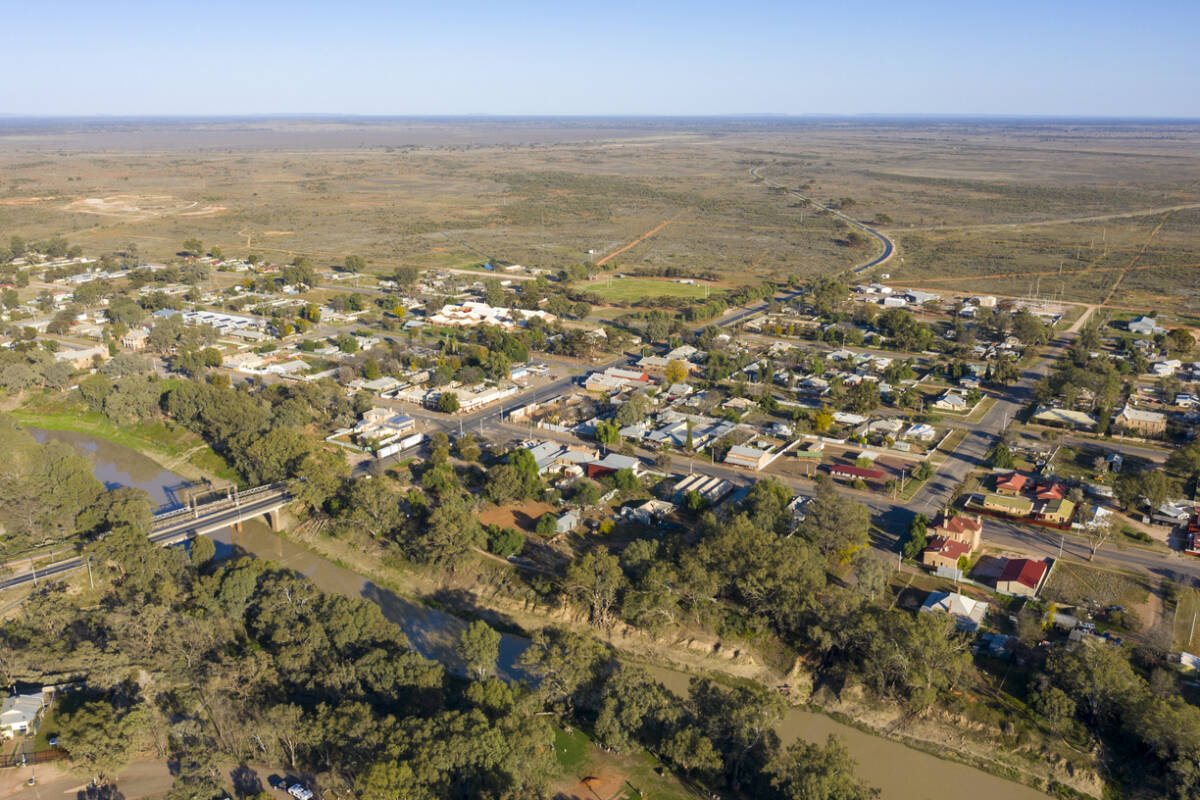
left=896, top=201, right=1200, bottom=234
left=595, top=212, right=683, bottom=266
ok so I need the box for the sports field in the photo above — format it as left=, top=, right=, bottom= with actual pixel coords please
left=576, top=276, right=717, bottom=302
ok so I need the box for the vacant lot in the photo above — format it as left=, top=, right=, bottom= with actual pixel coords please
left=477, top=500, right=558, bottom=533
left=1042, top=561, right=1152, bottom=609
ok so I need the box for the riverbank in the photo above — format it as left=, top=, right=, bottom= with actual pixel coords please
left=266, top=519, right=1091, bottom=800
left=10, top=405, right=235, bottom=485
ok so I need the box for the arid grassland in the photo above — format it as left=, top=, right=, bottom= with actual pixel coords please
left=1, top=117, right=1197, bottom=310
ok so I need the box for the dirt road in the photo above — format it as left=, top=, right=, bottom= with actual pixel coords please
left=595, top=212, right=683, bottom=266
left=898, top=202, right=1200, bottom=234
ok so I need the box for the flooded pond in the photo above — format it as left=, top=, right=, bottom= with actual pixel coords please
left=31, top=428, right=192, bottom=510
left=59, top=430, right=1050, bottom=800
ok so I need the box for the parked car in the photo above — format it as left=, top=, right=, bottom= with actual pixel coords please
left=288, top=784, right=314, bottom=800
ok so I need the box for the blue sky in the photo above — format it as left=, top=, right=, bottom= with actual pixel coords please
left=2, top=0, right=1197, bottom=116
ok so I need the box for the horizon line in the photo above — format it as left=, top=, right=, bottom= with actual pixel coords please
left=2, top=112, right=1200, bottom=122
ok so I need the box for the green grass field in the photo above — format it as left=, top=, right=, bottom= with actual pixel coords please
left=575, top=277, right=716, bottom=303
left=10, top=402, right=238, bottom=484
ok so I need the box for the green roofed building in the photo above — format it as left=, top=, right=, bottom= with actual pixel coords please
left=979, top=493, right=1035, bottom=517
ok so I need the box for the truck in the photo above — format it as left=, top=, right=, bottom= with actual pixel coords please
left=376, top=433, right=425, bottom=460
left=287, top=785, right=314, bottom=800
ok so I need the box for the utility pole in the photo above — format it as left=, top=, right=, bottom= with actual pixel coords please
left=86, top=557, right=94, bottom=590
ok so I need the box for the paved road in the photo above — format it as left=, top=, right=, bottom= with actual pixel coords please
left=750, top=167, right=895, bottom=273
left=0, top=491, right=290, bottom=591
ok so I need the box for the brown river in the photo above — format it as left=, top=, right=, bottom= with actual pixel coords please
left=212, top=521, right=1051, bottom=800
left=51, top=428, right=1050, bottom=800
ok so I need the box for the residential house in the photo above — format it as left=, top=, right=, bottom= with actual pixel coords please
left=0, top=690, right=43, bottom=739
left=920, top=591, right=987, bottom=632
left=933, top=390, right=968, bottom=412
left=1128, top=316, right=1164, bottom=336
left=555, top=511, right=580, bottom=535
left=53, top=344, right=109, bottom=370
left=624, top=499, right=676, bottom=524
left=1152, top=501, right=1193, bottom=528
left=923, top=536, right=973, bottom=571
left=1151, top=360, right=1181, bottom=378
left=121, top=327, right=150, bottom=351
left=996, top=558, right=1050, bottom=597
left=1115, top=404, right=1167, bottom=437
left=1039, top=498, right=1076, bottom=525
left=1033, top=407, right=1098, bottom=431
left=724, top=445, right=771, bottom=472
left=994, top=473, right=1029, bottom=496
left=1036, top=482, right=1067, bottom=501
left=931, top=513, right=983, bottom=552
left=829, top=464, right=885, bottom=483
left=980, top=493, right=1035, bottom=517
left=904, top=423, right=937, bottom=442
left=586, top=453, right=641, bottom=479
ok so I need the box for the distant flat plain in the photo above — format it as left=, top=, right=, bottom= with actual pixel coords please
left=1, top=116, right=1197, bottom=312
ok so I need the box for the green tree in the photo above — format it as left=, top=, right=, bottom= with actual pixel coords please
left=181, top=238, right=204, bottom=257
left=436, top=391, right=460, bottom=413
left=358, top=761, right=416, bottom=800
left=903, top=513, right=929, bottom=561
left=344, top=253, right=366, bottom=272
left=988, top=442, right=1015, bottom=469
left=799, top=475, right=870, bottom=564
left=770, top=735, right=880, bottom=800
left=411, top=494, right=482, bottom=565
left=190, top=534, right=216, bottom=571
left=1166, top=442, right=1200, bottom=483
left=454, top=433, right=481, bottom=463
left=485, top=525, right=524, bottom=558
left=594, top=419, right=621, bottom=447
left=565, top=547, right=625, bottom=628
left=535, top=513, right=557, bottom=537
left=59, top=699, right=145, bottom=785
left=457, top=620, right=502, bottom=679
left=812, top=405, right=834, bottom=433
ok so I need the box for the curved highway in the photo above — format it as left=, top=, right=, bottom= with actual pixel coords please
left=750, top=166, right=895, bottom=273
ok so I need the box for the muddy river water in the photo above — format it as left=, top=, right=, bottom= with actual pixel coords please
left=212, top=521, right=1050, bottom=800
left=60, top=430, right=1048, bottom=800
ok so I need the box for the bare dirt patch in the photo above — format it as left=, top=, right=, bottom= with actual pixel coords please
left=477, top=501, right=557, bottom=533
left=557, top=766, right=628, bottom=800
left=0, top=195, right=58, bottom=205
left=178, top=204, right=227, bottom=217
left=63, top=193, right=223, bottom=219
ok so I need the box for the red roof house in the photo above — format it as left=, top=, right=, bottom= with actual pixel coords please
left=930, top=513, right=983, bottom=551
left=995, top=473, right=1028, bottom=495
left=996, top=558, right=1049, bottom=597
left=922, top=535, right=972, bottom=570
left=1036, top=482, right=1067, bottom=501
left=829, top=465, right=886, bottom=482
